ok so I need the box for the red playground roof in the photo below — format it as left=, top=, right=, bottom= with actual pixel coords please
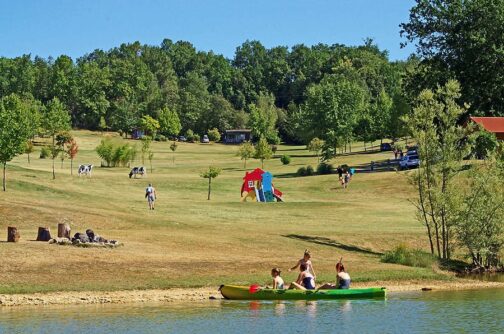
left=470, top=117, right=504, bottom=134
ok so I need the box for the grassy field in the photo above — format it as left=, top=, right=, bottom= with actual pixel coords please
left=0, top=131, right=448, bottom=294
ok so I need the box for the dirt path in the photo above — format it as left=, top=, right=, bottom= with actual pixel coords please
left=1, top=280, right=503, bottom=307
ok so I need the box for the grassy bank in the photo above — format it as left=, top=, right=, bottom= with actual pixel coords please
left=0, top=131, right=447, bottom=294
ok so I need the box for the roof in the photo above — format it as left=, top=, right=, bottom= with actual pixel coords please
left=225, top=129, right=252, bottom=133
left=470, top=117, right=504, bottom=133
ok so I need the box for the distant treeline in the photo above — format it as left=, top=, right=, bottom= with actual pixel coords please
left=0, top=39, right=412, bottom=145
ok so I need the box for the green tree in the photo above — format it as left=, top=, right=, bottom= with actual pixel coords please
left=408, top=80, right=472, bottom=259
left=141, top=136, right=152, bottom=165
left=455, top=159, right=504, bottom=268
left=254, top=136, right=273, bottom=169
left=42, top=97, right=71, bottom=179
left=207, top=128, right=221, bottom=142
left=237, top=141, right=255, bottom=170
left=98, top=116, right=108, bottom=134
left=56, top=131, right=73, bottom=168
left=400, top=0, right=504, bottom=116
left=24, top=140, right=34, bottom=164
left=307, top=137, right=324, bottom=163
left=0, top=94, right=35, bottom=191
left=157, top=106, right=181, bottom=137
left=200, top=166, right=221, bottom=200
left=140, top=115, right=160, bottom=138
left=248, top=93, right=279, bottom=144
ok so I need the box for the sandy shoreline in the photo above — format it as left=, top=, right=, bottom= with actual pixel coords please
left=1, top=280, right=503, bottom=307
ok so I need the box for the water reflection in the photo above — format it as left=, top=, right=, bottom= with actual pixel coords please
left=0, top=289, right=503, bottom=334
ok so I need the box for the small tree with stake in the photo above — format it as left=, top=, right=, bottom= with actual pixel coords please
left=56, top=131, right=73, bottom=169
left=200, top=166, right=221, bottom=200
left=237, top=141, right=255, bottom=170
left=24, top=140, right=34, bottom=164
left=170, top=141, right=178, bottom=164
left=254, top=136, right=273, bottom=169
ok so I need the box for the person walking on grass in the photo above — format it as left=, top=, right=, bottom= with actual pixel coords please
left=145, top=183, right=157, bottom=210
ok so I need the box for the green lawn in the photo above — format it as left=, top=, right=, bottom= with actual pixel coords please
left=0, top=131, right=446, bottom=294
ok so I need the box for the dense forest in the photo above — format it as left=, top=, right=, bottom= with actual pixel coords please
left=0, top=38, right=411, bottom=145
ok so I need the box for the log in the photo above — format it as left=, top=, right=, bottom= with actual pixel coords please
left=57, top=223, right=71, bottom=238
left=7, top=226, right=20, bottom=242
left=36, top=227, right=51, bottom=241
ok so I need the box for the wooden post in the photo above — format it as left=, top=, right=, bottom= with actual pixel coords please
left=57, top=223, right=71, bottom=238
left=7, top=227, right=20, bottom=242
left=36, top=227, right=51, bottom=241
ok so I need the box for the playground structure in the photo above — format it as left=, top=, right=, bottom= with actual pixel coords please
left=240, top=168, right=284, bottom=202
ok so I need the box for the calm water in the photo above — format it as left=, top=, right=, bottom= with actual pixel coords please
left=1, top=289, right=503, bottom=334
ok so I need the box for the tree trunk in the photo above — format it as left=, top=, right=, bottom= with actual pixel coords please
left=71, top=158, right=73, bottom=175
left=2, top=162, right=6, bottom=192
left=7, top=226, right=20, bottom=242
left=244, top=158, right=247, bottom=170
left=36, top=227, right=51, bottom=241
left=364, top=141, right=366, bottom=152
left=52, top=135, right=56, bottom=180
left=261, top=159, right=264, bottom=169
left=207, top=178, right=211, bottom=200
left=57, top=223, right=71, bottom=239
left=349, top=141, right=352, bottom=153
left=27, top=153, right=31, bottom=164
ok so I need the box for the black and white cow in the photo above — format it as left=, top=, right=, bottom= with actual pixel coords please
left=129, top=166, right=146, bottom=179
left=77, top=164, right=93, bottom=177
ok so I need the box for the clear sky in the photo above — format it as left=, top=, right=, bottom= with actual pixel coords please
left=0, top=0, right=416, bottom=61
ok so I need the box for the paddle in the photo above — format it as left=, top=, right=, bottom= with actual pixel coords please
left=249, top=284, right=261, bottom=293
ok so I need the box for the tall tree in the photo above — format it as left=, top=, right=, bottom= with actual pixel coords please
left=0, top=94, right=36, bottom=191
left=42, top=97, right=71, bottom=179
left=157, top=106, right=181, bottom=137
left=401, top=0, right=504, bottom=116
left=248, top=93, right=280, bottom=144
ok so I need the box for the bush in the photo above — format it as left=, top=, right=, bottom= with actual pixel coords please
left=193, top=133, right=201, bottom=143
left=271, top=145, right=278, bottom=154
left=185, top=129, right=194, bottom=142
left=317, top=162, right=333, bottom=175
left=39, top=146, right=51, bottom=159
left=280, top=155, right=291, bottom=165
left=381, top=245, right=437, bottom=268
left=297, top=167, right=307, bottom=176
left=155, top=134, right=167, bottom=142
left=306, top=165, right=315, bottom=176
left=96, top=138, right=137, bottom=167
left=473, top=130, right=498, bottom=159
left=207, top=128, right=221, bottom=142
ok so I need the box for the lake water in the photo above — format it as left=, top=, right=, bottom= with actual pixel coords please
left=1, top=289, right=503, bottom=334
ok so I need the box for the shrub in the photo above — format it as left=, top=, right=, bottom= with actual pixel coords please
left=381, top=245, right=437, bottom=268
left=473, top=130, right=498, bottom=159
left=185, top=129, right=194, bottom=142
left=96, top=138, right=137, bottom=167
left=280, top=154, right=291, bottom=165
left=207, top=128, right=221, bottom=142
left=271, top=145, right=278, bottom=154
left=193, top=133, right=201, bottom=143
left=39, top=146, right=51, bottom=159
left=155, top=134, right=167, bottom=142
left=297, top=166, right=307, bottom=176
left=306, top=165, right=315, bottom=176
left=317, top=162, right=333, bottom=175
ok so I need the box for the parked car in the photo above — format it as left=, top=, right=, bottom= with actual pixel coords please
left=201, top=135, right=210, bottom=143
left=178, top=136, right=187, bottom=142
left=399, top=154, right=420, bottom=170
left=380, top=143, right=393, bottom=151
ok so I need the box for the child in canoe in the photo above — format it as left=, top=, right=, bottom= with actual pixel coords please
left=271, top=268, right=284, bottom=289
left=289, top=263, right=316, bottom=290
left=319, top=262, right=351, bottom=289
left=289, top=249, right=316, bottom=279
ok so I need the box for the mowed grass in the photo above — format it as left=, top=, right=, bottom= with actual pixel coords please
left=0, top=131, right=445, bottom=294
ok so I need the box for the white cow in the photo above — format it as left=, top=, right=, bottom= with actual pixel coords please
left=78, top=164, right=93, bottom=177
left=129, top=166, right=146, bottom=179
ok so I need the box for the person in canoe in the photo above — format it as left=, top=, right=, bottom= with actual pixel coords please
left=271, top=268, right=284, bottom=289
left=289, top=263, right=316, bottom=290
left=289, top=249, right=316, bottom=279
left=319, top=261, right=351, bottom=289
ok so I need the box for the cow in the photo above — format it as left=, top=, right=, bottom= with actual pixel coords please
left=129, top=166, right=146, bottom=179
left=77, top=164, right=93, bottom=177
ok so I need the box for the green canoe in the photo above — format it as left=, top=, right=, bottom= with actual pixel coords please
left=220, top=285, right=386, bottom=300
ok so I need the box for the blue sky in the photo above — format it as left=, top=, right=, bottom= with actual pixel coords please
left=0, top=0, right=416, bottom=61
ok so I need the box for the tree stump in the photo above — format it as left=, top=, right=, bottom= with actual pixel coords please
left=7, top=226, right=20, bottom=242
left=36, top=227, right=51, bottom=241
left=57, top=223, right=71, bottom=238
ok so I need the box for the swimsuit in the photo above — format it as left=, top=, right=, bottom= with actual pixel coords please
left=302, top=275, right=315, bottom=290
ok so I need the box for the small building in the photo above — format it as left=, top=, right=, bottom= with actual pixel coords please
left=469, top=117, right=504, bottom=140
left=224, top=129, right=252, bottom=144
